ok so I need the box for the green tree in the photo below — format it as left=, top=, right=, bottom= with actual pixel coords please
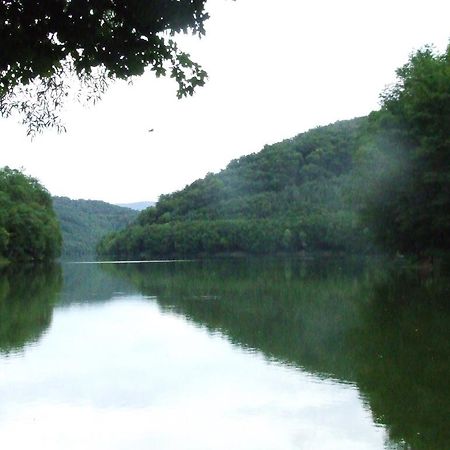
left=363, top=44, right=450, bottom=255
left=0, top=0, right=209, bottom=134
left=0, top=167, right=61, bottom=261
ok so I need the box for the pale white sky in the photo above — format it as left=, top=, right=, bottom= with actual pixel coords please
left=1, top=0, right=449, bottom=204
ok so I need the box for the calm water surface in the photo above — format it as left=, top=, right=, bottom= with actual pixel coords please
left=0, top=258, right=448, bottom=450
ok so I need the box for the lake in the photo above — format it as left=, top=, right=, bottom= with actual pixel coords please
left=0, top=257, right=448, bottom=450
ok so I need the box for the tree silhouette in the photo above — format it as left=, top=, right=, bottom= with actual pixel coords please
left=0, top=0, right=209, bottom=135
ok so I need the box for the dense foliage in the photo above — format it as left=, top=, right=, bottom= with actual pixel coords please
left=98, top=45, right=450, bottom=260
left=98, top=117, right=371, bottom=258
left=362, top=45, right=450, bottom=255
left=53, top=196, right=138, bottom=257
left=0, top=0, right=209, bottom=134
left=0, top=167, right=61, bottom=261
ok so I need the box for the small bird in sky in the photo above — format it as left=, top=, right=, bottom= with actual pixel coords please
left=148, top=128, right=154, bottom=133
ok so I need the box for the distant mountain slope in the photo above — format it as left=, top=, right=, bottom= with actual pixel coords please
left=98, top=117, right=372, bottom=259
left=116, top=201, right=155, bottom=211
left=53, top=197, right=138, bottom=256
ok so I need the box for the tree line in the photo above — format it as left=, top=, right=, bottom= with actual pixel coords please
left=98, top=45, right=449, bottom=260
left=97, top=44, right=450, bottom=260
left=2, top=44, right=448, bottom=262
left=97, top=116, right=369, bottom=258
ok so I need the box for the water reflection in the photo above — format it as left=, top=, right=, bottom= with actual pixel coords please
left=59, top=262, right=136, bottom=305
left=0, top=263, right=61, bottom=354
left=354, top=270, right=450, bottom=450
left=105, top=257, right=450, bottom=450
left=0, top=258, right=448, bottom=449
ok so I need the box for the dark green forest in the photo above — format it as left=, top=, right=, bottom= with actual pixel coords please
left=98, top=45, right=449, bottom=260
left=98, top=117, right=369, bottom=258
left=53, top=197, right=138, bottom=257
left=362, top=45, right=450, bottom=254
left=0, top=167, right=61, bottom=262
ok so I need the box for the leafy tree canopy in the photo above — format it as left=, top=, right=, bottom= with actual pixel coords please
left=0, top=167, right=61, bottom=261
left=0, top=0, right=209, bottom=134
left=363, top=44, right=450, bottom=255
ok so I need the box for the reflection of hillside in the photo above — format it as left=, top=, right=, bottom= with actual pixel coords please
left=0, top=264, right=62, bottom=354
left=59, top=263, right=136, bottom=305
left=106, top=258, right=450, bottom=450
left=103, top=258, right=373, bottom=377
left=352, top=272, right=450, bottom=450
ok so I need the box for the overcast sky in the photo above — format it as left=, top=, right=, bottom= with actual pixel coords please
left=1, top=0, right=449, bottom=204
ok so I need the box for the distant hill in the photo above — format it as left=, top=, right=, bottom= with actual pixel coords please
left=53, top=197, right=138, bottom=257
left=116, top=201, right=155, bottom=211
left=98, top=117, right=373, bottom=259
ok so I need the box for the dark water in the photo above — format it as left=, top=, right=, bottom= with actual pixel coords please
left=0, top=258, right=449, bottom=450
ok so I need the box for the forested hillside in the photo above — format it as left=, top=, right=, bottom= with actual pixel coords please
left=0, top=167, right=61, bottom=262
left=98, top=45, right=449, bottom=260
left=97, top=117, right=371, bottom=258
left=53, top=197, right=138, bottom=257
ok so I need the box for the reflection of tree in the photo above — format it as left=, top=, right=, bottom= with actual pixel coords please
left=0, top=264, right=62, bottom=354
left=350, top=271, right=450, bottom=450
left=106, top=258, right=450, bottom=450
